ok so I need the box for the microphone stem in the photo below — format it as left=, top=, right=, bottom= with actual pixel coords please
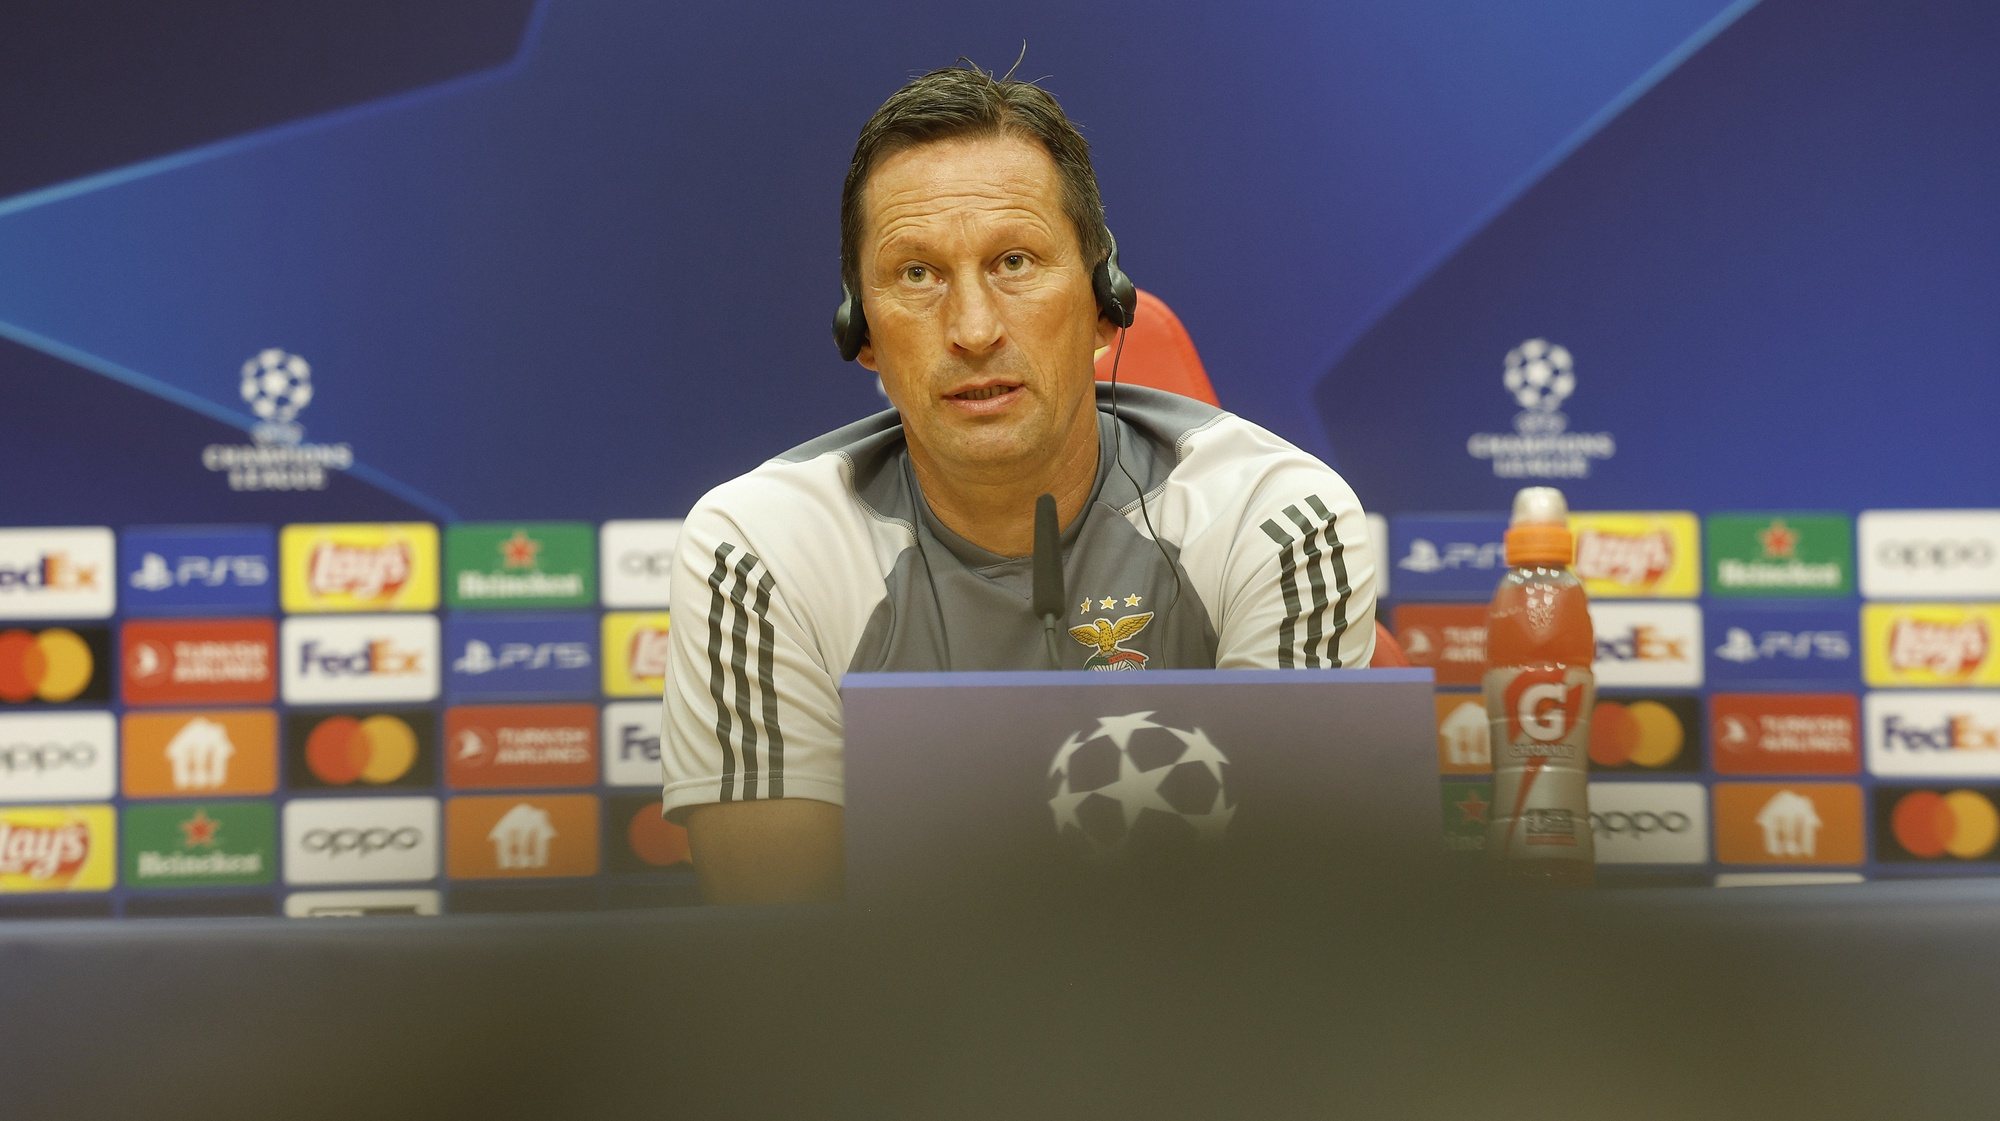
left=1041, top=616, right=1062, bottom=670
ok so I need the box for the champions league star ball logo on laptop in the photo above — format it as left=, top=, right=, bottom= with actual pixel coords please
left=1047, top=711, right=1235, bottom=857
left=202, top=349, right=354, bottom=492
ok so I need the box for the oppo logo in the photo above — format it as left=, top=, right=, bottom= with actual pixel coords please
left=1590, top=810, right=1692, bottom=836
left=0, top=743, right=97, bottom=773
left=1877, top=540, right=1995, bottom=570
left=301, top=827, right=423, bottom=856
left=618, top=550, right=674, bottom=577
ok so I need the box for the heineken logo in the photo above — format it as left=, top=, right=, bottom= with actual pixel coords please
left=123, top=803, right=275, bottom=887
left=445, top=523, right=596, bottom=609
left=1707, top=514, right=1852, bottom=598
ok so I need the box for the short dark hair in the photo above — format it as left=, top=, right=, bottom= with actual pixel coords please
left=839, top=64, right=1110, bottom=299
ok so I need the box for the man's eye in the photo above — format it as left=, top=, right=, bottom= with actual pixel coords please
left=903, top=265, right=928, bottom=283
left=1001, top=254, right=1027, bottom=271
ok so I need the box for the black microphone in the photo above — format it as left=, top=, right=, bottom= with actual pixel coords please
left=1032, top=493, right=1065, bottom=669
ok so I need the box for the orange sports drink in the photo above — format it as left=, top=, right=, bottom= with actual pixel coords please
left=1484, top=487, right=1595, bottom=884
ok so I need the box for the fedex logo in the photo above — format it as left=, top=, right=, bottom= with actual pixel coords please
left=309, top=543, right=411, bottom=599
left=0, top=529, right=116, bottom=619
left=282, top=617, right=438, bottom=705
left=445, top=616, right=598, bottom=701
left=602, top=701, right=665, bottom=786
left=1867, top=693, right=2000, bottom=778
left=1882, top=715, right=2000, bottom=753
left=299, top=640, right=424, bottom=677
left=1589, top=604, right=1703, bottom=688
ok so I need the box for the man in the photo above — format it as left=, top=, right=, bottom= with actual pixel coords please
left=661, top=65, right=1376, bottom=902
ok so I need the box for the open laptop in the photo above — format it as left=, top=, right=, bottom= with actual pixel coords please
left=841, top=668, right=1439, bottom=900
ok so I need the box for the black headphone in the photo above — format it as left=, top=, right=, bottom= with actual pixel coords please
left=832, top=231, right=1136, bottom=361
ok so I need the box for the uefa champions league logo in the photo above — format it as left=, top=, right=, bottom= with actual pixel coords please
left=1047, top=711, right=1235, bottom=858
left=1465, top=337, right=1615, bottom=479
left=201, top=348, right=353, bottom=491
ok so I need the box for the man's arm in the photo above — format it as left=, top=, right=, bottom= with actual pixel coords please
left=684, top=799, right=843, bottom=904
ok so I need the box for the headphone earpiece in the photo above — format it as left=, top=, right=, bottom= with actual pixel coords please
left=1093, top=231, right=1137, bottom=329
left=833, top=285, right=868, bottom=362
left=831, top=229, right=1136, bottom=361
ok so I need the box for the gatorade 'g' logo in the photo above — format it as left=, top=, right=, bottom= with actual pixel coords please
left=1505, top=668, right=1583, bottom=744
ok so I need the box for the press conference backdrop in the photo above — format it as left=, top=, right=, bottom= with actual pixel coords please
left=1, top=0, right=1995, bottom=917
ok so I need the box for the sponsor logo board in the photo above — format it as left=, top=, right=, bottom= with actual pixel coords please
left=121, top=710, right=278, bottom=797
left=1391, top=604, right=1486, bottom=687
left=284, top=889, right=442, bottom=918
left=604, top=794, right=692, bottom=873
left=121, top=618, right=276, bottom=706
left=444, top=614, right=597, bottom=701
left=0, top=626, right=112, bottom=706
left=1861, top=604, right=2000, bottom=687
left=1705, top=607, right=1858, bottom=687
left=282, top=796, right=440, bottom=885
left=0, top=527, right=116, bottom=619
left=0, top=805, right=116, bottom=892
left=1874, top=786, right=2000, bottom=862
left=444, top=523, right=595, bottom=610
left=1714, top=872, right=1865, bottom=888
left=1713, top=783, right=1864, bottom=865
left=446, top=794, right=600, bottom=879
left=1858, top=510, right=2000, bottom=600
left=1588, top=782, right=1709, bottom=865
left=1432, top=693, right=1489, bottom=775
left=1440, top=782, right=1492, bottom=853
left=1388, top=515, right=1510, bottom=600
left=1568, top=512, right=1700, bottom=598
left=285, top=709, right=436, bottom=792
left=602, top=612, right=671, bottom=698
left=444, top=704, right=597, bottom=789
left=120, top=526, right=276, bottom=615
left=1710, top=694, right=1860, bottom=776
left=0, top=713, right=116, bottom=802
left=1588, top=603, right=1703, bottom=689
left=1587, top=694, right=1702, bottom=772
left=599, top=520, right=683, bottom=609
left=121, top=802, right=275, bottom=888
left=281, top=615, right=440, bottom=705
left=279, top=523, right=438, bottom=613
left=1704, top=514, right=1851, bottom=598
left=1865, top=692, right=2000, bottom=779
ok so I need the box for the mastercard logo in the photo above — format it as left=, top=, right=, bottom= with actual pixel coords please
left=0, top=628, right=96, bottom=704
left=626, top=800, right=690, bottom=867
left=1588, top=699, right=1686, bottom=768
left=1889, top=789, right=2000, bottom=860
left=304, top=715, right=420, bottom=785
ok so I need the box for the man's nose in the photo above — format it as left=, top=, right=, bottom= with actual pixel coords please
left=944, top=275, right=1004, bottom=355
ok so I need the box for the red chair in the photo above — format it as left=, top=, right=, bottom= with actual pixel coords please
left=1095, top=288, right=1406, bottom=668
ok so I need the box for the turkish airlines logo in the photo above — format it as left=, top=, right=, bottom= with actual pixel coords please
left=122, top=619, right=277, bottom=707
left=1504, top=668, right=1582, bottom=744
left=309, top=543, right=411, bottom=600
left=1889, top=619, right=1989, bottom=678
left=1711, top=694, right=1859, bottom=776
left=445, top=704, right=596, bottom=789
left=1574, top=530, right=1674, bottom=589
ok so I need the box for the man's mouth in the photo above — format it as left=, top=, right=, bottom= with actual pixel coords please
left=950, top=384, right=1019, bottom=401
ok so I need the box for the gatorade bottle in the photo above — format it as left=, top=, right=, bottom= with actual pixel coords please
left=1484, top=487, right=1595, bottom=884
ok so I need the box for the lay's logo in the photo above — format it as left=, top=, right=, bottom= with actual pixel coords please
left=1864, top=604, right=2000, bottom=687
left=1568, top=513, right=1700, bottom=598
left=0, top=806, right=116, bottom=892
left=602, top=612, right=671, bottom=697
left=281, top=525, right=437, bottom=612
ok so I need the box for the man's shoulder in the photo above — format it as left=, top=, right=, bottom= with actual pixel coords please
left=684, top=408, right=917, bottom=558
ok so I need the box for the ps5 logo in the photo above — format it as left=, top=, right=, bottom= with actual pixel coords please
left=453, top=640, right=591, bottom=676
left=1715, top=628, right=1851, bottom=664
left=1397, top=538, right=1505, bottom=575
left=130, top=553, right=270, bottom=592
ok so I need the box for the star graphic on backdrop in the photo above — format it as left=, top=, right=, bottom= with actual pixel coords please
left=1454, top=788, right=1490, bottom=826
left=1759, top=519, right=1798, bottom=559
left=1099, top=597, right=1116, bottom=610
left=500, top=529, right=541, bottom=569
left=1124, top=594, right=1142, bottom=607
left=179, top=809, right=221, bottom=848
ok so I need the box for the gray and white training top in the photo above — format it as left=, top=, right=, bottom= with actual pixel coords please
left=660, top=384, right=1377, bottom=817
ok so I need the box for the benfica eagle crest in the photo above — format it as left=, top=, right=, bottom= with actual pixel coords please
left=1069, top=611, right=1155, bottom=671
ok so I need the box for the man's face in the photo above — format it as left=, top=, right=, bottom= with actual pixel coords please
left=855, top=134, right=1114, bottom=485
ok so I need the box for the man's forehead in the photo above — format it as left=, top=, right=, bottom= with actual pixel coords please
left=860, top=134, right=1070, bottom=247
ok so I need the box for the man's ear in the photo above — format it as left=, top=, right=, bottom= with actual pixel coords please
left=1094, top=315, right=1121, bottom=355
left=855, top=341, right=877, bottom=372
